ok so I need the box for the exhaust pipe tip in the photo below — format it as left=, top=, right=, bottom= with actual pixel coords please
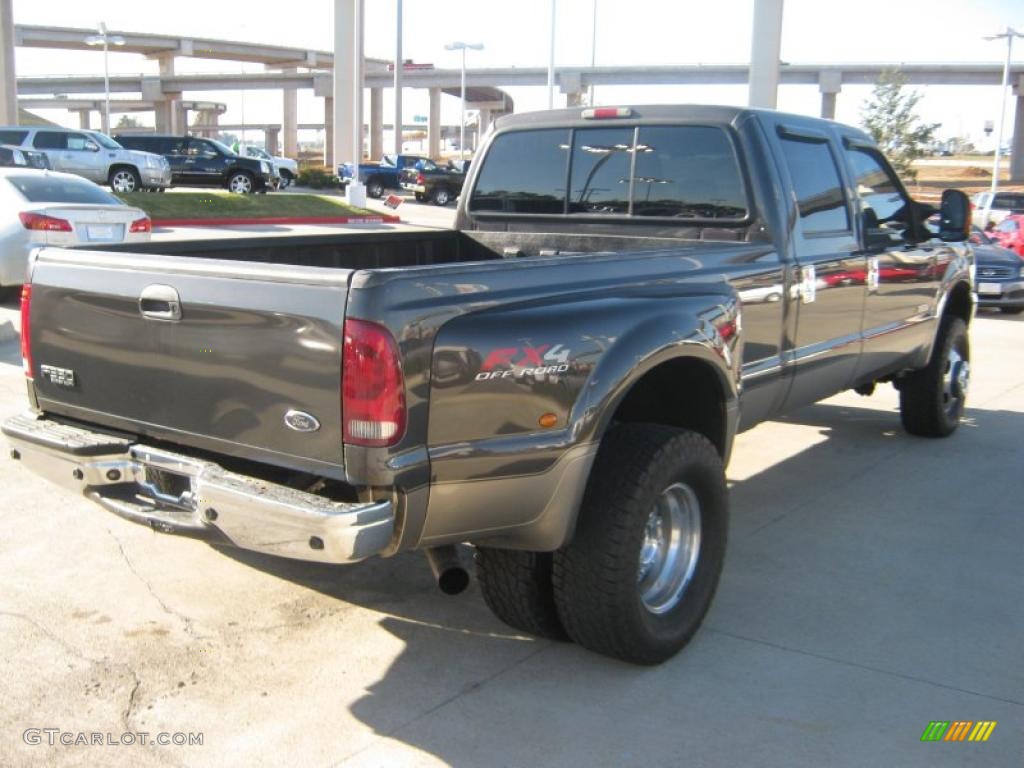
left=424, top=546, right=470, bottom=596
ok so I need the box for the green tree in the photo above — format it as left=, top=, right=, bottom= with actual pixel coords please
left=860, top=71, right=940, bottom=182
left=115, top=115, right=141, bottom=129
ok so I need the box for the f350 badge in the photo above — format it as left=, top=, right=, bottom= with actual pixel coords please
left=40, top=365, right=76, bottom=387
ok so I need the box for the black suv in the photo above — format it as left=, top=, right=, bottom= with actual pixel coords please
left=115, top=135, right=274, bottom=193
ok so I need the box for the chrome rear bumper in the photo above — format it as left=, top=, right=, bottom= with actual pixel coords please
left=2, top=412, right=393, bottom=564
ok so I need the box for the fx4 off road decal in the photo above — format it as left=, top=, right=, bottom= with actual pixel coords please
left=475, top=344, right=571, bottom=381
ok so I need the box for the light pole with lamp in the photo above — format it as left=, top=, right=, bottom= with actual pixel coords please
left=982, top=26, right=1023, bottom=226
left=444, top=41, right=483, bottom=162
left=85, top=22, right=125, bottom=135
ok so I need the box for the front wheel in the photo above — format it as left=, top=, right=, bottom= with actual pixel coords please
left=898, top=316, right=969, bottom=437
left=227, top=171, right=255, bottom=194
left=553, top=424, right=728, bottom=665
left=109, top=167, right=141, bottom=194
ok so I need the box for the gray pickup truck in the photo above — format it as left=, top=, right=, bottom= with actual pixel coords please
left=4, top=106, right=974, bottom=665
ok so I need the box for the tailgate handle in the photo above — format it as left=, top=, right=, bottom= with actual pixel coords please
left=139, top=284, right=182, bottom=321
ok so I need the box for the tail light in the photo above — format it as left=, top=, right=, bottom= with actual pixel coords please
left=342, top=319, right=406, bottom=447
left=416, top=173, right=425, bottom=185
left=20, top=285, right=32, bottom=379
left=19, top=212, right=72, bottom=232
left=129, top=216, right=152, bottom=233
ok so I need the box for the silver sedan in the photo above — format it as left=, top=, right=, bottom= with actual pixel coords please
left=0, top=168, right=151, bottom=294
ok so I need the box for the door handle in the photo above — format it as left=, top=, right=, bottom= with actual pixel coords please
left=139, top=284, right=182, bottom=321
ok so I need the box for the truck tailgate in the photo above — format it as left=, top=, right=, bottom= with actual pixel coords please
left=26, top=248, right=350, bottom=476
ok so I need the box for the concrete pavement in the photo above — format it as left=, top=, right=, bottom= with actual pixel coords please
left=0, top=290, right=1021, bottom=767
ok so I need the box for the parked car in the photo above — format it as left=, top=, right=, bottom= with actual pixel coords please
left=399, top=158, right=470, bottom=206
left=0, top=168, right=150, bottom=293
left=115, top=135, right=274, bottom=194
left=4, top=105, right=974, bottom=665
left=969, top=226, right=1024, bottom=314
left=0, top=126, right=170, bottom=194
left=338, top=153, right=429, bottom=198
left=240, top=145, right=297, bottom=188
left=0, top=144, right=51, bottom=170
left=971, top=191, right=1024, bottom=229
left=988, top=213, right=1024, bottom=257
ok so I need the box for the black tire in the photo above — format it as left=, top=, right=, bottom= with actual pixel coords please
left=227, top=171, right=255, bottom=194
left=431, top=187, right=451, bottom=206
left=109, top=166, right=141, bottom=194
left=475, top=548, right=568, bottom=640
left=414, top=192, right=425, bottom=202
left=367, top=178, right=385, bottom=198
left=999, top=306, right=1024, bottom=315
left=553, top=424, right=728, bottom=665
left=899, top=316, right=969, bottom=437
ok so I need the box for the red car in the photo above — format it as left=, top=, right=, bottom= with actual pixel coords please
left=990, top=214, right=1024, bottom=257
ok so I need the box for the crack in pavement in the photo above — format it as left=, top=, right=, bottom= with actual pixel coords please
left=104, top=526, right=200, bottom=640
left=0, top=609, right=105, bottom=665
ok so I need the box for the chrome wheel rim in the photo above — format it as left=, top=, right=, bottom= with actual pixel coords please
left=229, top=175, right=252, bottom=193
left=638, top=482, right=702, bottom=614
left=942, top=345, right=969, bottom=416
left=112, top=171, right=136, bottom=193
left=435, top=190, right=449, bottom=205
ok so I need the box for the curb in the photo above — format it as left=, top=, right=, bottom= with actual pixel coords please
left=152, top=214, right=401, bottom=228
left=0, top=319, right=16, bottom=344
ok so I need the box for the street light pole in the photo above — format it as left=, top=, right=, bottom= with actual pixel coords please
left=589, top=0, right=598, bottom=106
left=85, top=23, right=124, bottom=135
left=982, top=26, right=1022, bottom=226
left=547, top=0, right=556, bottom=109
left=445, top=42, right=483, bottom=162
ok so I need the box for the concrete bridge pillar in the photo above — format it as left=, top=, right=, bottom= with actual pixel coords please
left=0, top=0, right=16, bottom=125
left=819, top=70, right=841, bottom=120
left=427, top=87, right=441, bottom=159
left=748, top=0, right=784, bottom=108
left=370, top=86, right=383, bottom=159
left=1012, top=76, right=1024, bottom=183
left=324, top=95, right=334, bottom=167
left=266, top=127, right=280, bottom=156
left=77, top=109, right=92, bottom=129
left=282, top=67, right=298, bottom=158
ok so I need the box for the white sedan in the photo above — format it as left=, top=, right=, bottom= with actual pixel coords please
left=0, top=168, right=151, bottom=294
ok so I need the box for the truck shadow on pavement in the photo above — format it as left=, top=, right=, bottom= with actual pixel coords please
left=212, top=398, right=1024, bottom=764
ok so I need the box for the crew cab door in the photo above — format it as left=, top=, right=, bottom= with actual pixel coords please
left=840, top=139, right=947, bottom=378
left=64, top=132, right=107, bottom=182
left=767, top=121, right=866, bottom=410
left=182, top=139, right=224, bottom=185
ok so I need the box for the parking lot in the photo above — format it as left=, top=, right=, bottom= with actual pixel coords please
left=0, top=284, right=1020, bottom=767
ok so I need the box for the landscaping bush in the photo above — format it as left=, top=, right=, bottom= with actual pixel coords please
left=296, top=166, right=340, bottom=189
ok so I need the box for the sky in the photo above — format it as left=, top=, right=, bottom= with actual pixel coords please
left=10, top=0, right=1024, bottom=151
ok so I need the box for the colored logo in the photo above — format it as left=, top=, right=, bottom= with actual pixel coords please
left=920, top=721, right=996, bottom=742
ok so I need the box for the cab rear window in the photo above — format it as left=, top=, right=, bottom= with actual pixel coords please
left=469, top=125, right=748, bottom=221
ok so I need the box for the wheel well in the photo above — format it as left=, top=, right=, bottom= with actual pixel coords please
left=610, top=358, right=727, bottom=457
left=944, top=281, right=972, bottom=326
left=108, top=164, right=138, bottom=180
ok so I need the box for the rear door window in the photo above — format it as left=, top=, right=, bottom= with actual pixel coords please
left=779, top=135, right=850, bottom=234
left=470, top=129, right=569, bottom=214
left=33, top=131, right=69, bottom=150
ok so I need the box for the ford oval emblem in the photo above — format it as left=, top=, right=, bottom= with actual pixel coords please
left=284, top=409, right=321, bottom=433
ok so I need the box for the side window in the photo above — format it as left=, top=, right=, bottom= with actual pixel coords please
left=633, top=126, right=747, bottom=219
left=470, top=129, right=569, bottom=214
left=778, top=135, right=850, bottom=234
left=0, top=129, right=28, bottom=145
left=165, top=139, right=187, bottom=155
left=568, top=127, right=633, bottom=214
left=66, top=134, right=95, bottom=151
left=187, top=139, right=217, bottom=158
left=843, top=146, right=910, bottom=238
left=33, top=131, right=68, bottom=150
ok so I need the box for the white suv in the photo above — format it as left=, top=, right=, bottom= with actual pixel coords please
left=0, top=126, right=171, bottom=193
